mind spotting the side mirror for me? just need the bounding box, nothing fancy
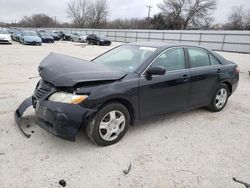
[146,66,166,76]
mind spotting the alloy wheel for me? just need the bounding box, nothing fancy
[215,88,228,109]
[99,110,126,141]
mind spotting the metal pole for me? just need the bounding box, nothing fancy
[199,33,202,45]
[104,11,108,29]
[146,5,152,19]
[221,34,226,51]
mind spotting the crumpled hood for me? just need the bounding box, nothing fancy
[38,53,126,87]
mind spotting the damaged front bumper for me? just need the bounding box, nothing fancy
[14,97,96,141]
[14,97,33,138]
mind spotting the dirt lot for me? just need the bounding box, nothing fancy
[0,41,249,188]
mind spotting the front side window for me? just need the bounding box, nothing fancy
[188,48,210,68]
[152,48,186,72]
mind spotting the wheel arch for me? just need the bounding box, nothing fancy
[98,98,136,126]
[222,81,232,95]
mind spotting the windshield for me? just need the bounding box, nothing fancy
[93,45,157,72]
[41,33,51,37]
[77,33,86,36]
[0,29,8,34]
[23,31,37,36]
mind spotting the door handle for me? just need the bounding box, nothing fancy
[182,74,189,82]
[217,69,222,74]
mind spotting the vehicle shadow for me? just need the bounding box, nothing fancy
[17,108,209,150]
[0,43,12,45]
[130,108,208,129]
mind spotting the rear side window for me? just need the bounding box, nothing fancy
[188,48,210,68]
[209,53,221,65]
[152,48,186,71]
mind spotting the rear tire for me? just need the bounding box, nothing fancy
[207,84,229,112]
[86,103,130,146]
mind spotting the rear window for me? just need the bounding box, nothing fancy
[188,48,210,68]
[209,53,221,65]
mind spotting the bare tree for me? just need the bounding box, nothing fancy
[87,0,108,28]
[227,6,244,30]
[223,6,247,30]
[67,0,88,27]
[150,13,174,29]
[19,14,56,27]
[245,10,250,30]
[158,0,217,29]
[107,18,150,29]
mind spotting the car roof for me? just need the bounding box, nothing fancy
[128,42,171,48]
[127,41,210,50]
[127,42,229,71]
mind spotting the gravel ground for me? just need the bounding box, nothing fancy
[0,41,249,188]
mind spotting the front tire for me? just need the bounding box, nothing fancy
[207,84,229,112]
[86,103,130,146]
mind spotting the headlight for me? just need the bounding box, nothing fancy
[48,92,88,104]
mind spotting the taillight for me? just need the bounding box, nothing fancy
[235,66,240,73]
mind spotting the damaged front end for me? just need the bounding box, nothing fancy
[14,79,97,141]
[14,53,126,141]
[14,97,33,138]
[14,79,56,138]
[14,79,54,138]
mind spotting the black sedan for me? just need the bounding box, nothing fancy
[36,32,54,43]
[86,34,111,46]
[59,31,71,41]
[49,32,60,41]
[15,42,239,146]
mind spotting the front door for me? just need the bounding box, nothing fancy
[139,47,190,119]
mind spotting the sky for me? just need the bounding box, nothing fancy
[0,0,250,24]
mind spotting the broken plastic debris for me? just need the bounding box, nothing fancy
[123,163,132,175]
[59,179,66,187]
[233,177,250,188]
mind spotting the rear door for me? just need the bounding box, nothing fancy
[186,47,224,107]
[139,47,191,119]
